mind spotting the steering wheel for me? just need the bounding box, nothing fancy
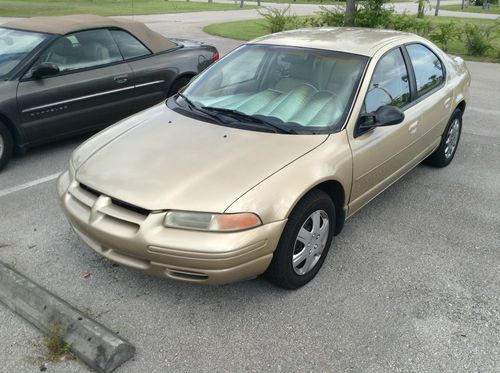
[368,84,394,103]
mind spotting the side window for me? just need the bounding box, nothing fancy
[364,48,410,113]
[406,44,445,97]
[38,29,123,72]
[110,30,151,59]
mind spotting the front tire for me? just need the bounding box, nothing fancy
[168,76,192,97]
[264,189,336,289]
[425,108,462,167]
[0,122,13,172]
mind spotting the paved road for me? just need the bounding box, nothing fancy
[0,9,499,373]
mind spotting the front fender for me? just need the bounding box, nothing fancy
[224,131,353,224]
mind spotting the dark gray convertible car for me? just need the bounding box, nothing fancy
[0,15,219,170]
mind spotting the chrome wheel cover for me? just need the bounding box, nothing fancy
[444,118,460,159]
[292,210,329,276]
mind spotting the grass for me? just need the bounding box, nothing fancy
[440,4,500,14]
[43,324,73,362]
[205,19,270,40]
[0,0,255,17]
[203,15,500,62]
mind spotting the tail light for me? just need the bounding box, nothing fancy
[213,51,219,62]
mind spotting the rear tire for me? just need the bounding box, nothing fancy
[0,122,13,172]
[264,189,336,289]
[424,108,462,168]
[168,76,192,97]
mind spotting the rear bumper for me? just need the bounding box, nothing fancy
[58,171,286,285]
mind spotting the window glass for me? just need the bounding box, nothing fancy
[38,29,122,72]
[111,30,150,59]
[219,47,266,86]
[364,48,410,113]
[183,45,368,132]
[0,28,48,78]
[407,44,444,97]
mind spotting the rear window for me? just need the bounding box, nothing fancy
[111,30,151,59]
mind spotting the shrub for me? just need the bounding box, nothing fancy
[356,0,393,28]
[413,19,433,37]
[472,0,499,6]
[463,24,495,55]
[315,5,345,26]
[386,13,419,32]
[384,14,433,36]
[430,22,459,51]
[258,6,291,33]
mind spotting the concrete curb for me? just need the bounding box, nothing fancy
[0,261,135,372]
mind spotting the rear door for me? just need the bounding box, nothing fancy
[404,43,451,153]
[17,28,136,144]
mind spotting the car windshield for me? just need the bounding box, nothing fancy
[181,44,368,133]
[0,27,48,79]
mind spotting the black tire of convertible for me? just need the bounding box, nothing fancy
[168,77,192,97]
[264,189,336,289]
[424,108,463,168]
[0,121,13,172]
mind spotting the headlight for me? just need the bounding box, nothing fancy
[164,211,262,232]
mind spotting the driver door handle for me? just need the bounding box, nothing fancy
[408,121,419,134]
[114,75,128,84]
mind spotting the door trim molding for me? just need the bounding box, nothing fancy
[22,85,135,113]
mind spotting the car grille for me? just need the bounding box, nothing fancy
[66,182,150,234]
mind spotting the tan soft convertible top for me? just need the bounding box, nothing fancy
[2,14,176,53]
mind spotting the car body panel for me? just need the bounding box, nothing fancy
[17,62,136,143]
[225,131,352,223]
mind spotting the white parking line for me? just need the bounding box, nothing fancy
[0,172,61,198]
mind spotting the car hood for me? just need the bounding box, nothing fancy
[76,104,327,212]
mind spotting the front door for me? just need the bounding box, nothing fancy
[17,28,136,144]
[348,47,421,214]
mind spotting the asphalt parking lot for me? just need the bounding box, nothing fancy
[0,25,499,372]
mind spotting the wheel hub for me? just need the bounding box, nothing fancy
[444,118,460,159]
[292,210,330,276]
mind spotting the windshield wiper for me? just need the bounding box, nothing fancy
[176,93,225,124]
[201,106,296,134]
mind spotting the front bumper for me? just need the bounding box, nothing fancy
[57,171,286,285]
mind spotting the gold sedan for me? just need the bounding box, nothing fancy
[58,28,470,288]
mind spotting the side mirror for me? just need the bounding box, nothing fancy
[358,105,405,132]
[31,62,59,79]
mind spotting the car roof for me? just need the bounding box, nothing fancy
[2,14,176,53]
[251,27,418,57]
